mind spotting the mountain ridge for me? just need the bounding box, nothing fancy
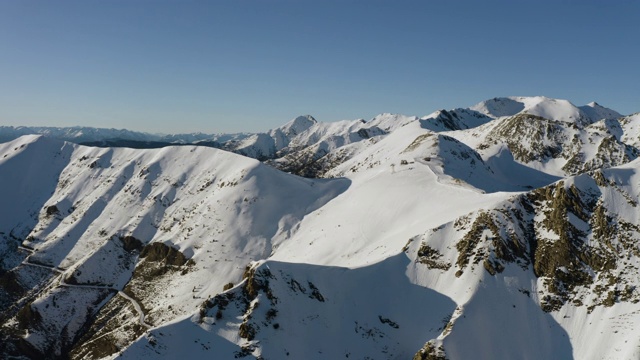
[1,96,640,359]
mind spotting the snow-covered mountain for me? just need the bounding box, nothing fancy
[469,96,622,126]
[0,125,251,149]
[1,96,640,360]
[0,126,157,144]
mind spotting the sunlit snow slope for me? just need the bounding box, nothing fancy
[1,96,640,360]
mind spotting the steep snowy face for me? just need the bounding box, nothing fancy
[620,113,640,148]
[579,101,623,122]
[143,257,457,360]
[366,113,418,132]
[266,119,388,177]
[420,108,493,132]
[404,163,640,360]
[0,135,348,359]
[469,97,527,118]
[226,115,321,160]
[279,115,318,136]
[259,114,418,177]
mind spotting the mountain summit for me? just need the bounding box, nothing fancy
[470,96,621,125]
[281,115,318,135]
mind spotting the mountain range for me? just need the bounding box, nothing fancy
[1,96,640,359]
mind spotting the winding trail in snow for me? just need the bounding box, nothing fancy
[116,291,150,328]
[19,246,64,273]
[17,244,152,329]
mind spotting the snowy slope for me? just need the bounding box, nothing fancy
[419,108,493,132]
[621,113,640,148]
[0,135,348,358]
[579,101,623,123]
[115,121,640,360]
[114,99,640,359]
[215,114,386,164]
[262,114,414,177]
[404,162,640,360]
[120,256,457,360]
[2,96,640,360]
[446,112,638,177]
[469,96,622,125]
[110,120,519,359]
[228,115,318,160]
[270,111,496,178]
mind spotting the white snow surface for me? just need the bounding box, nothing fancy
[470,96,621,125]
[1,96,640,360]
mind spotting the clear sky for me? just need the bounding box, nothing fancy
[0,0,638,134]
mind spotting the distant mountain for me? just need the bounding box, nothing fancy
[1,96,640,360]
[1,97,627,179]
[0,125,157,144]
[0,125,250,149]
[469,96,622,125]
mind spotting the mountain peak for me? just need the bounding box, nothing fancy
[469,97,526,118]
[469,96,623,125]
[578,101,622,121]
[280,115,317,135]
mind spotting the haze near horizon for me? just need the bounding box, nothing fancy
[0,0,638,134]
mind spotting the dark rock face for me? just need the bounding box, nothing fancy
[45,205,59,216]
[479,114,639,176]
[119,235,144,252]
[431,172,640,313]
[140,242,189,267]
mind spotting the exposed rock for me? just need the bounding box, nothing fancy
[140,242,190,267]
[413,341,447,360]
[119,235,144,252]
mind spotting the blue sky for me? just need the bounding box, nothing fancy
[0,1,638,134]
